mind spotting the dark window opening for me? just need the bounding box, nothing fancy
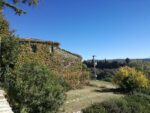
[31,45,37,52]
[50,46,54,53]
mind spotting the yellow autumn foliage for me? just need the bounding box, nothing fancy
[113,66,149,90]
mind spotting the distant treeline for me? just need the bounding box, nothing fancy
[83,59,126,69]
[141,58,150,62]
[83,58,150,69]
[83,59,150,81]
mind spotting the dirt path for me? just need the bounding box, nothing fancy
[60,80,123,113]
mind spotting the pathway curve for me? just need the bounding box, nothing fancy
[59,80,123,113]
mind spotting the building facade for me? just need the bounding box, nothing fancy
[16,38,82,75]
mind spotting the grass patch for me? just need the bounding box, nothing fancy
[59,80,123,113]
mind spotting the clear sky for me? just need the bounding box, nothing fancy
[3,0,150,60]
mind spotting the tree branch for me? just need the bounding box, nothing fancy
[2,1,26,15]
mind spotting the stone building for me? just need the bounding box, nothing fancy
[16,38,82,74]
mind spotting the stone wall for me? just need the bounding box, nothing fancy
[15,39,82,74]
[0,90,13,113]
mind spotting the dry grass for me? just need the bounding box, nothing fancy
[59,80,123,113]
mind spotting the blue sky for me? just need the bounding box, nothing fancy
[3,0,150,60]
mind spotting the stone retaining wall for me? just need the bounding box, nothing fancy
[0,90,13,113]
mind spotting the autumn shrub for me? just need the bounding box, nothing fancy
[129,61,150,79]
[113,66,149,91]
[58,77,72,91]
[62,71,89,87]
[7,63,66,113]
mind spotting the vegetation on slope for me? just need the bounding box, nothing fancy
[7,63,66,113]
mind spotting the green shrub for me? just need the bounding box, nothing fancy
[131,87,150,95]
[101,99,129,113]
[7,63,66,113]
[58,77,72,91]
[130,88,150,103]
[0,36,20,88]
[82,95,150,113]
[97,69,116,82]
[82,104,107,113]
[124,95,150,113]
[82,98,129,113]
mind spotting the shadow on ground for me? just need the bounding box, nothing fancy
[93,88,124,94]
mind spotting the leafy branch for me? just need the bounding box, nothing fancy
[0,0,42,15]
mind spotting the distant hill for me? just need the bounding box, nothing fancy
[121,58,150,62]
[129,58,150,62]
[143,58,150,61]
[111,58,150,62]
[140,58,150,61]
[85,58,150,62]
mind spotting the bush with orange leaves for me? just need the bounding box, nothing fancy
[113,66,149,91]
[62,71,90,87]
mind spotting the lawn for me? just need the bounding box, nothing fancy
[59,80,123,113]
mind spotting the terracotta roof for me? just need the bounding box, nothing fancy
[20,38,60,46]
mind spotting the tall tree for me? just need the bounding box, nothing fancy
[0,10,20,88]
[125,58,130,65]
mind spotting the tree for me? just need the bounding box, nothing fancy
[0,0,42,15]
[0,11,20,88]
[0,36,20,87]
[125,58,130,65]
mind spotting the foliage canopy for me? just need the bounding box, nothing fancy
[0,11,20,88]
[0,0,42,15]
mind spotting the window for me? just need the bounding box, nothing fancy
[50,45,54,53]
[31,45,37,52]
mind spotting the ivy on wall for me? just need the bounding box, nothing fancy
[15,42,89,86]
